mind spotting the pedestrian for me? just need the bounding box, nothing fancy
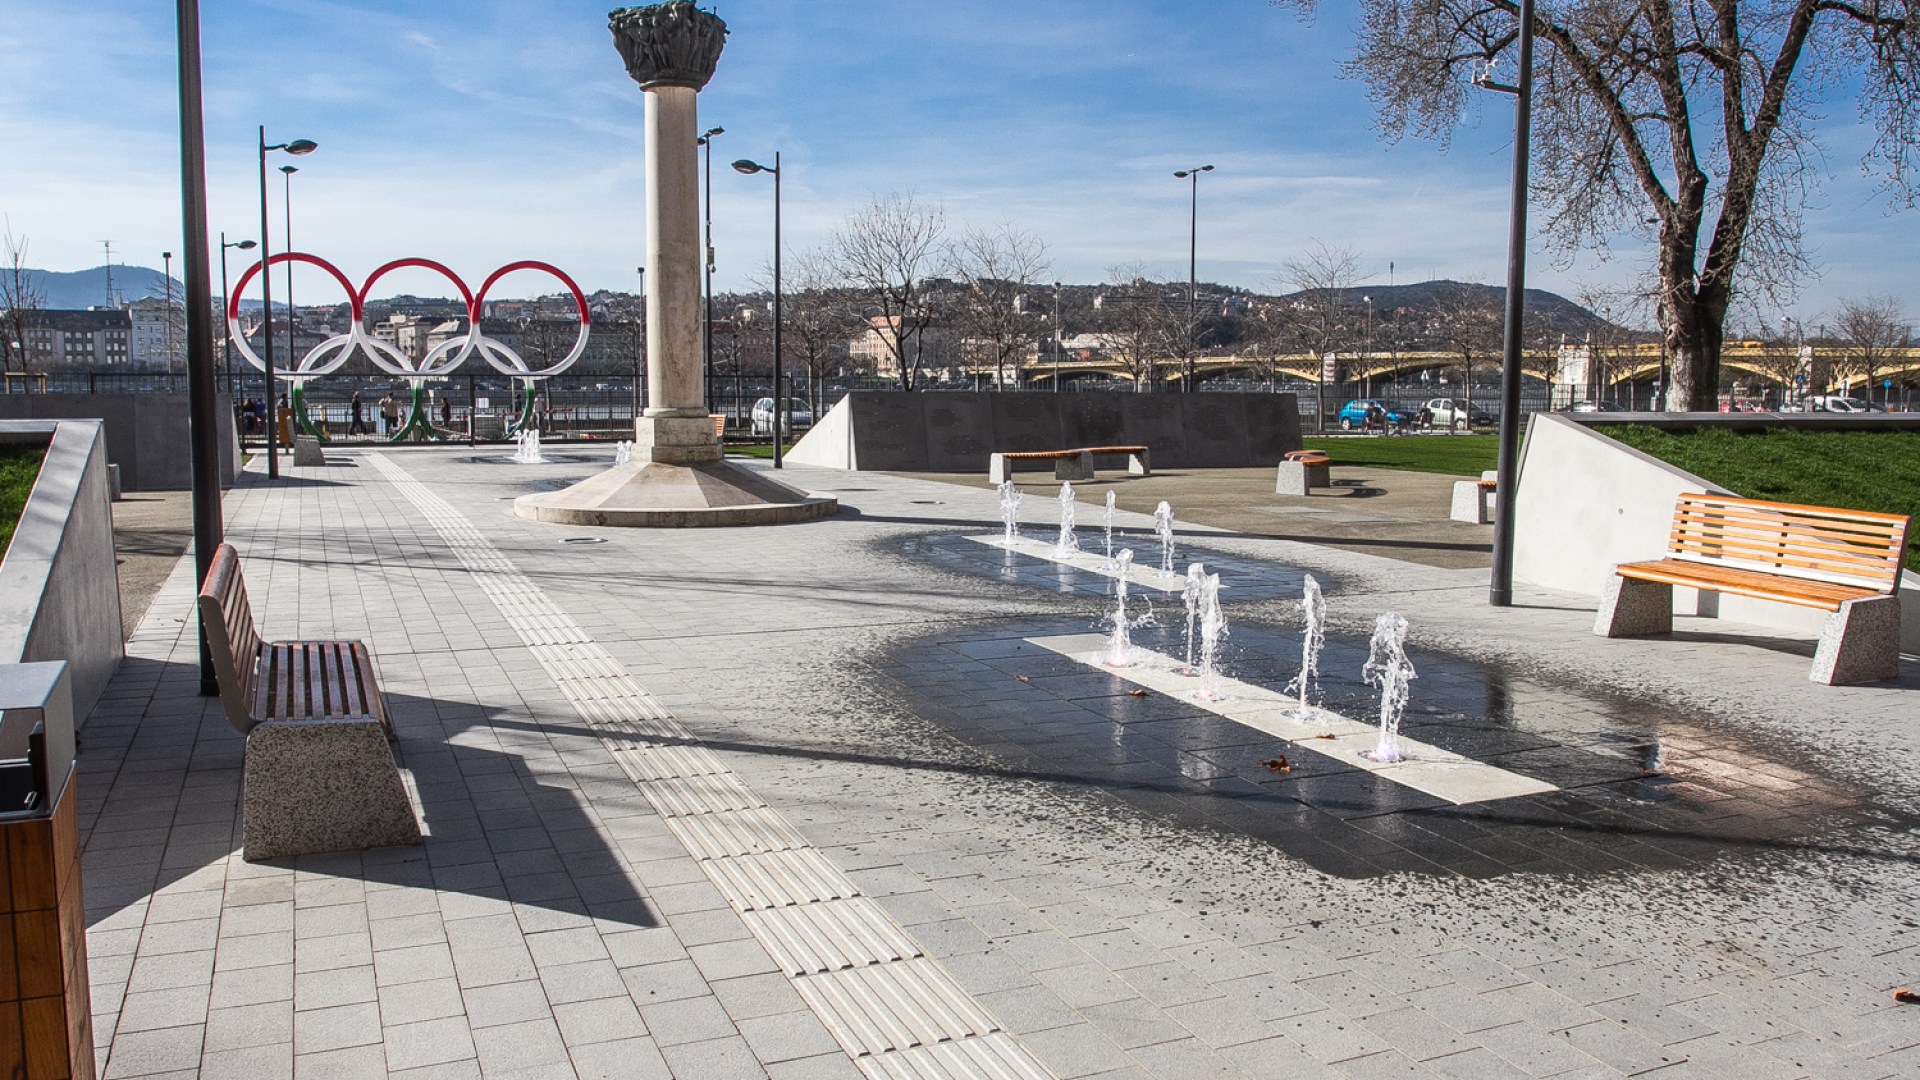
[439,395,452,427]
[349,390,366,435]
[379,392,398,434]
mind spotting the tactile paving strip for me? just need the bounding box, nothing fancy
[370,455,1052,1078]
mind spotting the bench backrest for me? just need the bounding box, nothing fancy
[197,543,262,732]
[1667,494,1911,594]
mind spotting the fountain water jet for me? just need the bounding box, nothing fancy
[1192,573,1227,701]
[997,480,1023,547]
[1283,575,1326,715]
[614,440,633,465]
[1178,562,1207,675]
[1360,612,1416,763]
[1055,482,1079,557]
[513,429,545,463]
[1153,501,1175,572]
[1104,548,1140,667]
[1102,490,1118,568]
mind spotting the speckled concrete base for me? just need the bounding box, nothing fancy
[511,459,838,527]
[242,718,422,862]
[1812,594,1902,685]
[1594,573,1673,637]
[1275,459,1329,496]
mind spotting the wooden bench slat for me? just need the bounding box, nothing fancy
[1680,494,1911,526]
[1667,531,1903,582]
[1617,558,1875,611]
[1669,529,1903,567]
[1674,509,1910,547]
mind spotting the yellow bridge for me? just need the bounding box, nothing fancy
[1005,343,1920,390]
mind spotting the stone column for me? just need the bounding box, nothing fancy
[611,3,727,464]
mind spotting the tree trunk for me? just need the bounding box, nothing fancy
[1662,291,1726,412]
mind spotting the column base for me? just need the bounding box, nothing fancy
[634,414,722,465]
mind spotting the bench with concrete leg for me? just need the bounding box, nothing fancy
[1594,493,1911,685]
[988,445,1148,484]
[197,543,422,860]
[1275,450,1332,495]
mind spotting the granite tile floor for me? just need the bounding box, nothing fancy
[77,445,1920,1079]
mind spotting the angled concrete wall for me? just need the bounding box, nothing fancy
[0,392,239,491]
[1514,412,1920,652]
[787,391,1303,472]
[0,420,125,723]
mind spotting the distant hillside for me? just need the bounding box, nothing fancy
[26,265,178,310]
[1288,280,1609,336]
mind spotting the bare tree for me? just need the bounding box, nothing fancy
[828,193,946,390]
[1092,264,1184,391]
[1276,241,1362,425]
[1430,282,1504,422]
[781,249,862,418]
[947,225,1051,390]
[1,226,43,378]
[1327,0,1920,411]
[1830,295,1909,402]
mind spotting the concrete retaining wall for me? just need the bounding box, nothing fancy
[787,390,1303,472]
[1514,412,1920,652]
[0,420,126,723]
[0,393,239,491]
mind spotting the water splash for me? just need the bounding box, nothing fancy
[512,429,545,463]
[1193,573,1228,701]
[1360,612,1417,763]
[1105,548,1140,667]
[1055,482,1080,557]
[1102,490,1118,568]
[614,440,633,465]
[997,480,1023,547]
[1153,501,1175,573]
[1283,575,1326,715]
[1178,562,1207,675]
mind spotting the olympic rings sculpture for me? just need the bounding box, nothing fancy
[226,254,593,382]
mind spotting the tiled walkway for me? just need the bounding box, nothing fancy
[78,446,1920,1078]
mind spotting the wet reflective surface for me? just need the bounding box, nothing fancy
[882,542,1908,879]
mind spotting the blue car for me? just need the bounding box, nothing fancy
[1336,399,1410,431]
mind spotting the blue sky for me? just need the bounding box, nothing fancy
[2,0,1914,329]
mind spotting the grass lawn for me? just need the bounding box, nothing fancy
[727,442,792,460]
[0,442,48,559]
[1602,425,1920,571]
[1301,433,1499,476]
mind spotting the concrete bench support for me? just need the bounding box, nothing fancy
[243,718,423,861]
[1276,459,1330,495]
[293,435,325,467]
[1451,480,1496,523]
[990,451,1093,485]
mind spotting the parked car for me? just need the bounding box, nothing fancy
[1421,397,1491,429]
[1562,400,1628,413]
[1806,395,1885,413]
[750,396,814,435]
[1335,399,1411,431]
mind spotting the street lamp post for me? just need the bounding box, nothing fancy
[732,154,781,467]
[257,127,316,479]
[163,251,176,372]
[698,127,723,415]
[1052,281,1062,392]
[280,164,298,392]
[1363,294,1374,397]
[1473,0,1534,607]
[218,234,256,395]
[1173,164,1213,393]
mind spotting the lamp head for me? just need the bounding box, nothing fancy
[285,138,317,155]
[280,164,298,176]
[234,240,257,251]
[731,159,770,175]
[700,126,725,142]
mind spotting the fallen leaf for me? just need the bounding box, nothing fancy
[1013,675,1031,682]
[1260,756,1293,773]
[1313,732,1337,740]
[1127,689,1149,698]
[1897,987,1920,1004]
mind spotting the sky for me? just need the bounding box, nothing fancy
[2,0,1915,331]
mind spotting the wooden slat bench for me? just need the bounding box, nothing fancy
[1594,493,1912,684]
[1276,449,1333,495]
[197,543,422,860]
[989,445,1150,484]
